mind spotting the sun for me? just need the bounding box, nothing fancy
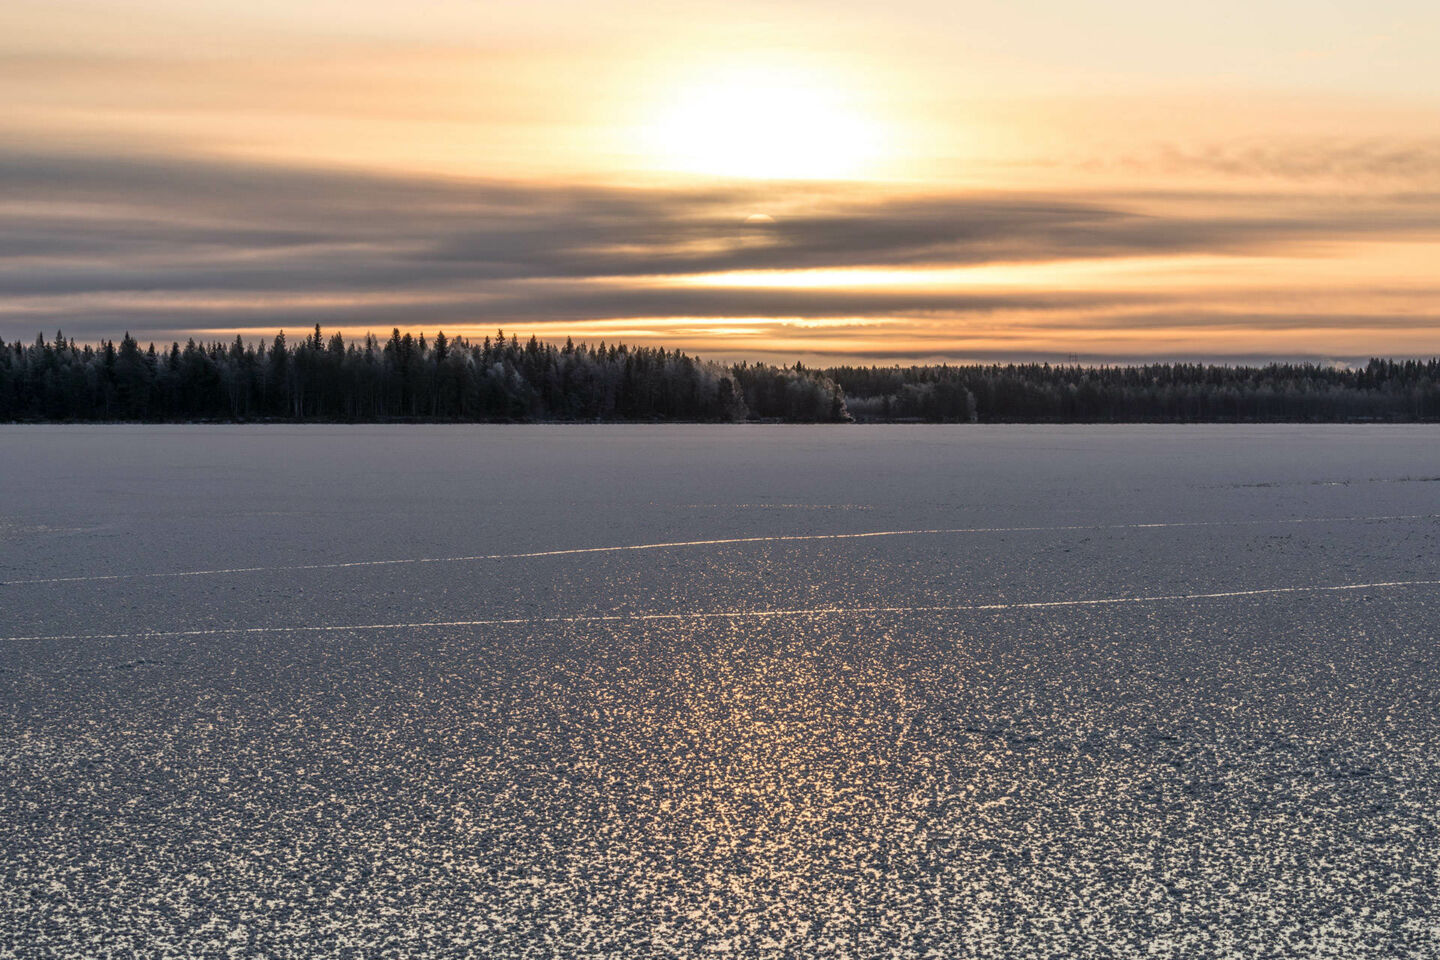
[641,64,883,180]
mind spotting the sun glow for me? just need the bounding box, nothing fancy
[640,65,883,180]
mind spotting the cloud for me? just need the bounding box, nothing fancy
[1113,139,1440,185]
[1,146,1438,354]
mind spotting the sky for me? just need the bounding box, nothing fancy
[3,0,1438,363]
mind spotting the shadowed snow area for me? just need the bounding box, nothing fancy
[1,424,1438,958]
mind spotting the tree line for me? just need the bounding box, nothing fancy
[3,328,1437,423]
[0,328,846,422]
[829,361,1440,422]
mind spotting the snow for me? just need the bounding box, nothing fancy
[1,423,1438,957]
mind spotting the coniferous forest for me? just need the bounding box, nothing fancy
[3,327,1439,423]
[0,327,839,422]
[830,360,1440,423]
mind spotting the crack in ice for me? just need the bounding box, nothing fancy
[6,576,1438,643]
[4,513,1436,586]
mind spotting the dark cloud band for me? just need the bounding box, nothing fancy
[1,146,1437,349]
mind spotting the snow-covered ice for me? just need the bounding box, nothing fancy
[1,424,1438,958]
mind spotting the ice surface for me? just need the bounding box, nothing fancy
[1,424,1438,957]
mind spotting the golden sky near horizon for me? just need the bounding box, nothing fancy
[2,0,1438,361]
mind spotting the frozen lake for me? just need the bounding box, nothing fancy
[2,424,1438,958]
